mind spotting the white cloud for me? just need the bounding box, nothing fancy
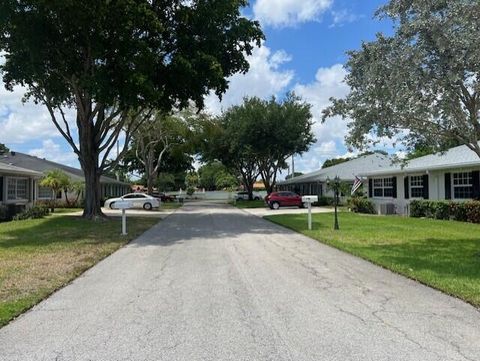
[329,9,363,28]
[253,0,333,28]
[290,64,407,174]
[294,63,350,153]
[205,43,294,114]
[0,84,62,144]
[28,139,78,167]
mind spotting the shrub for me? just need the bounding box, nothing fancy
[0,205,8,222]
[410,200,426,218]
[465,201,480,223]
[432,201,450,220]
[186,187,195,196]
[13,206,50,221]
[449,202,467,222]
[410,199,480,223]
[348,197,376,214]
[317,196,334,206]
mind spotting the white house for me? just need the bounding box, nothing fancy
[277,153,392,197]
[362,144,480,215]
[0,151,130,204]
[0,162,42,216]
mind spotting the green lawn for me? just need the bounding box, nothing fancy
[50,208,83,214]
[0,215,158,327]
[233,200,267,208]
[265,212,480,307]
[160,202,183,210]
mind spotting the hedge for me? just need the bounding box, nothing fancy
[12,206,50,221]
[410,200,480,223]
[347,197,376,214]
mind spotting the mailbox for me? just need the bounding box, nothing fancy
[111,201,133,235]
[112,201,133,209]
[302,195,318,203]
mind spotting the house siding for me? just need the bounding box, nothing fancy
[368,168,480,215]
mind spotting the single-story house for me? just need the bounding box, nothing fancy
[0,162,42,216]
[277,153,392,197]
[362,144,480,215]
[0,151,131,204]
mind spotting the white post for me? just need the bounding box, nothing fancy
[308,202,312,230]
[122,208,127,235]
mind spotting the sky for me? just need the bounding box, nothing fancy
[0,0,395,178]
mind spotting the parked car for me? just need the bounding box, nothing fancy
[265,191,304,210]
[104,193,160,211]
[235,191,262,201]
[152,192,176,203]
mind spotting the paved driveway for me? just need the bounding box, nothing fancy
[1,203,479,361]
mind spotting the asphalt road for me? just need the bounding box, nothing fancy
[1,202,479,361]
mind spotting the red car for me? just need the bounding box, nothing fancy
[265,191,304,210]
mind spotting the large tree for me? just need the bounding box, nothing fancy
[255,95,314,194]
[224,95,314,194]
[132,110,191,195]
[0,0,263,219]
[198,116,260,200]
[323,0,480,155]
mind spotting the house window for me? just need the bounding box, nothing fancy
[453,172,473,199]
[7,177,28,201]
[410,176,424,198]
[373,178,393,198]
[38,186,53,199]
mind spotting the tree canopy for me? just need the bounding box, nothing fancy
[0,144,9,155]
[323,0,480,156]
[0,0,263,218]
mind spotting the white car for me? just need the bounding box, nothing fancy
[104,193,160,211]
[234,191,262,201]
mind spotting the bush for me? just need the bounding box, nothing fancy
[0,205,8,222]
[449,202,467,222]
[186,187,195,196]
[13,206,50,221]
[317,196,334,206]
[348,197,376,214]
[410,199,480,223]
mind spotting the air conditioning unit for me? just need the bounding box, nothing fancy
[379,203,396,215]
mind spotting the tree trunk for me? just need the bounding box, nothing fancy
[334,190,339,230]
[82,163,104,219]
[147,174,155,195]
[79,120,105,220]
[245,181,254,200]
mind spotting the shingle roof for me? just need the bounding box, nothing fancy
[278,153,392,185]
[0,152,129,185]
[0,162,43,177]
[362,144,480,177]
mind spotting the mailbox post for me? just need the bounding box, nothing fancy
[301,195,318,230]
[112,201,133,235]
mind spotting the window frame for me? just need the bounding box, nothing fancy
[38,186,54,200]
[409,175,424,199]
[452,171,473,199]
[6,177,29,202]
[372,177,394,198]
